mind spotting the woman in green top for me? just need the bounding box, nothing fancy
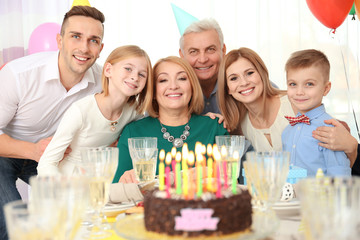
[113,56,228,183]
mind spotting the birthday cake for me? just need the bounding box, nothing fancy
[144,186,252,237]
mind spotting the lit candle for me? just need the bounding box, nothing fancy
[207,157,213,192]
[182,144,189,198]
[171,147,177,188]
[212,145,220,193]
[175,151,182,195]
[213,148,222,198]
[221,146,228,189]
[196,154,203,197]
[159,149,165,191]
[232,151,239,194]
[165,152,172,198]
[188,151,195,199]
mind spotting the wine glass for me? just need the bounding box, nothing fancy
[215,135,245,183]
[244,151,290,212]
[4,200,62,240]
[80,147,119,239]
[128,137,158,183]
[298,176,360,240]
[28,175,89,240]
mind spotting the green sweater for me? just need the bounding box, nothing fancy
[113,114,228,183]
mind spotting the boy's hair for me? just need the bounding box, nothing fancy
[102,45,152,113]
[179,18,224,53]
[285,49,330,81]
[144,56,204,117]
[61,6,105,37]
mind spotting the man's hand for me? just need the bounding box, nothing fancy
[119,169,139,184]
[32,137,53,162]
[204,112,229,131]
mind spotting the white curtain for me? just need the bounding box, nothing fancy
[1,0,359,140]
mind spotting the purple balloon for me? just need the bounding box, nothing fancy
[28,22,61,55]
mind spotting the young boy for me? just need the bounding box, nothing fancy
[282,49,351,177]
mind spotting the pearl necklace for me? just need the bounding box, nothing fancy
[161,123,190,148]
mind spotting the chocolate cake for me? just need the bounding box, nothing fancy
[144,186,252,237]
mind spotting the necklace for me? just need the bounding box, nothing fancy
[110,121,118,132]
[161,123,190,148]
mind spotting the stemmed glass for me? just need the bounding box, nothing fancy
[29,175,89,240]
[4,200,61,240]
[128,137,158,183]
[80,147,119,239]
[215,135,245,183]
[298,176,360,240]
[244,151,290,212]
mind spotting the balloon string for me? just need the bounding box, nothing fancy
[337,36,360,139]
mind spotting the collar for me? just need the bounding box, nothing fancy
[296,104,325,120]
[44,51,61,82]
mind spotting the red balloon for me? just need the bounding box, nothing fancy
[306,0,354,29]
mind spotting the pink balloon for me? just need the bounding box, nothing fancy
[28,22,61,55]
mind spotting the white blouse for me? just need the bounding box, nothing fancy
[241,95,295,151]
[37,94,141,176]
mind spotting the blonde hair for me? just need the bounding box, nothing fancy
[217,47,285,133]
[101,45,152,113]
[285,49,330,82]
[144,56,204,117]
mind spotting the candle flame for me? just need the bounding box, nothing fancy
[165,152,172,165]
[196,153,203,163]
[176,151,181,163]
[233,150,239,160]
[207,144,212,156]
[159,149,165,161]
[171,147,176,158]
[188,151,195,166]
[202,144,206,155]
[221,146,227,158]
[195,142,202,155]
[213,148,221,162]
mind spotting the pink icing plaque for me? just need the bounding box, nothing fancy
[174,208,219,231]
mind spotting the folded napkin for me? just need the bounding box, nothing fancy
[109,183,144,203]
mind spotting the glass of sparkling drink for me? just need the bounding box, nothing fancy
[215,135,246,183]
[128,137,158,183]
[80,147,119,239]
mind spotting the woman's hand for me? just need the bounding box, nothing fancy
[204,112,230,131]
[119,169,139,184]
[312,119,358,166]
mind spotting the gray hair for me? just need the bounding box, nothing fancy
[179,18,224,53]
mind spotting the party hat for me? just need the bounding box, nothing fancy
[171,3,198,36]
[71,0,91,8]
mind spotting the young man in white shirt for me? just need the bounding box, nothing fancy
[0,6,105,240]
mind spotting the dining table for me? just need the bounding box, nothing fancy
[78,210,304,240]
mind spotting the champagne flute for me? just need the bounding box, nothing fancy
[128,137,158,183]
[80,147,119,239]
[245,151,290,212]
[215,135,245,184]
[29,175,89,240]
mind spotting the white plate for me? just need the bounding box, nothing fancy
[273,199,300,208]
[272,199,301,219]
[103,202,135,217]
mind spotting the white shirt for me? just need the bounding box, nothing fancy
[37,94,141,176]
[241,95,295,151]
[0,51,102,143]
